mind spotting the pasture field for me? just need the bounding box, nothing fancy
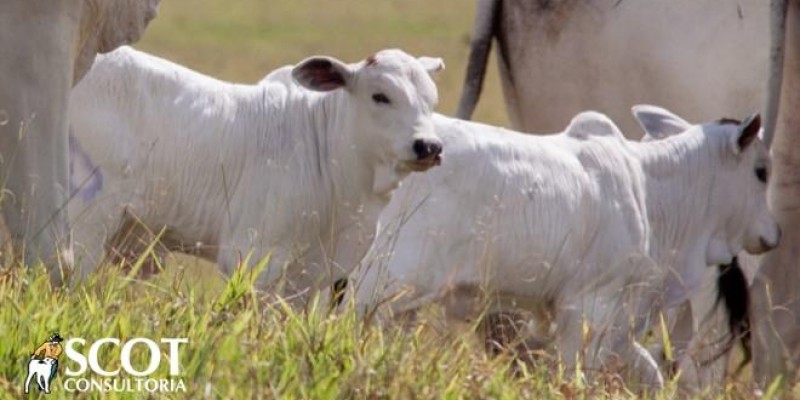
[135,0,509,127]
[1,0,795,398]
[0,263,683,399]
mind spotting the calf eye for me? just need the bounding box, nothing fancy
[755,166,768,183]
[372,93,391,105]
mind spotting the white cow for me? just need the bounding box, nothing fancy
[349,107,778,385]
[24,358,55,394]
[456,0,798,389]
[66,46,444,298]
[0,0,160,283]
[457,0,770,137]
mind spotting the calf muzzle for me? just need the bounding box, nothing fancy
[747,226,781,254]
[407,138,442,171]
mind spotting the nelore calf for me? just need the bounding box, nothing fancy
[635,108,767,389]
[349,107,779,385]
[66,46,444,298]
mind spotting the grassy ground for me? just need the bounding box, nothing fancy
[2,1,795,398]
[0,264,687,400]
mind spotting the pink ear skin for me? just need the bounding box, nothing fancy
[737,114,761,151]
[292,58,350,92]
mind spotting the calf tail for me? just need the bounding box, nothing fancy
[456,0,500,120]
[709,257,752,370]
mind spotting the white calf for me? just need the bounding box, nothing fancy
[634,106,764,387]
[24,358,54,394]
[351,108,778,384]
[67,46,444,297]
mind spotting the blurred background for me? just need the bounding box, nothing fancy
[135,0,508,126]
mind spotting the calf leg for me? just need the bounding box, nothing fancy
[672,264,739,393]
[556,293,664,389]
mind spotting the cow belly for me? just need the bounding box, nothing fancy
[499,0,768,136]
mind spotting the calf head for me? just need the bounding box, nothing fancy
[292,49,444,178]
[721,115,781,256]
[633,106,780,264]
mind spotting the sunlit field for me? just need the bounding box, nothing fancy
[2,1,797,399]
[0,264,675,400]
[135,0,508,126]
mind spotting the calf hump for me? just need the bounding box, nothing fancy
[564,111,625,140]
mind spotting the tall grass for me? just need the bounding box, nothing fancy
[0,261,698,399]
[2,1,792,398]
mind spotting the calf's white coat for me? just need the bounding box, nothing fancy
[67,46,444,295]
[351,109,777,381]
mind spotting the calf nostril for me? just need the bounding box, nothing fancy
[413,139,427,158]
[429,141,442,156]
[413,139,442,160]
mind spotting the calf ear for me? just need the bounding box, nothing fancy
[292,56,352,92]
[631,104,691,141]
[733,113,761,153]
[418,57,445,77]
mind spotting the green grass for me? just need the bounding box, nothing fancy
[1,263,692,399]
[2,1,796,398]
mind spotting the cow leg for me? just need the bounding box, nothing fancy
[0,0,82,284]
[24,369,33,393]
[0,125,73,278]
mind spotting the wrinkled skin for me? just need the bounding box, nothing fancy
[0,0,159,283]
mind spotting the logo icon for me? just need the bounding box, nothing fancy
[25,332,64,394]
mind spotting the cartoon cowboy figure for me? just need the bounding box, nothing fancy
[31,333,64,386]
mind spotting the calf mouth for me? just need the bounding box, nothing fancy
[744,236,779,255]
[404,153,442,172]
